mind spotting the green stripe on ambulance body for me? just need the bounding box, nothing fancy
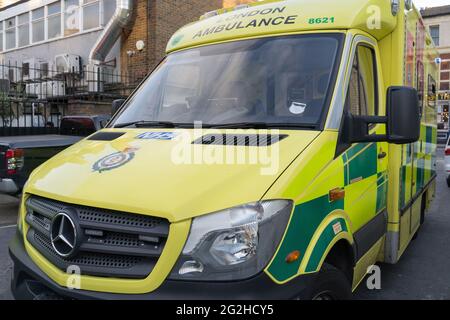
[305,218,348,272]
[267,142,387,282]
[398,124,436,210]
[267,195,344,282]
[345,143,378,185]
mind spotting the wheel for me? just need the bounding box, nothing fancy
[447,177,450,188]
[295,264,352,300]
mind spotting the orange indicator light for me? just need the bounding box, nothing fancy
[286,250,301,264]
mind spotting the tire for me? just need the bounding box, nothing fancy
[447,177,450,188]
[295,264,352,300]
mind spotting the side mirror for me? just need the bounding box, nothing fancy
[112,99,125,116]
[341,86,420,145]
[386,86,420,144]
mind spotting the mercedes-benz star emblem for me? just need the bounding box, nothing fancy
[51,212,78,258]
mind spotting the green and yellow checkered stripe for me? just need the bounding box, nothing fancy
[267,142,387,282]
[399,125,436,210]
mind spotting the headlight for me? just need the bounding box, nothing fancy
[170,200,293,281]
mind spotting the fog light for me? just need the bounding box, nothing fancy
[179,260,204,275]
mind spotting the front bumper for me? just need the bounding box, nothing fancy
[9,231,314,300]
[0,178,19,194]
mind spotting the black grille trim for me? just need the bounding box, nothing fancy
[27,196,169,236]
[29,230,155,279]
[25,196,169,279]
[192,134,288,147]
[87,132,126,141]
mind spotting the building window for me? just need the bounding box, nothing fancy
[442,61,450,71]
[64,0,80,36]
[442,71,450,81]
[103,0,116,25]
[0,21,4,52]
[18,13,29,47]
[32,7,45,43]
[47,2,62,39]
[83,0,100,30]
[430,25,439,46]
[0,0,111,51]
[5,17,16,50]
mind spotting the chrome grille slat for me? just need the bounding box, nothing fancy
[25,195,169,279]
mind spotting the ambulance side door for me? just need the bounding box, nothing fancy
[338,37,388,263]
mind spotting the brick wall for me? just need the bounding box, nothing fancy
[120,0,150,84]
[121,0,223,80]
[67,100,113,116]
[148,0,223,69]
[223,0,255,8]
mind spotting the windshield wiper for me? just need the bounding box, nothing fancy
[114,120,178,128]
[207,122,317,129]
[115,121,317,130]
[207,122,269,129]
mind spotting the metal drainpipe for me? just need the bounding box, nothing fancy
[88,0,134,92]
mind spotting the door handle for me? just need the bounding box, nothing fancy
[378,151,387,159]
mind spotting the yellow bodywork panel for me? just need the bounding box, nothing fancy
[167,0,397,53]
[26,129,319,223]
[22,128,320,293]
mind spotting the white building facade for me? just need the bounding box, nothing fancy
[422,5,450,130]
[0,0,120,79]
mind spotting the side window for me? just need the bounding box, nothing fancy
[345,45,378,116]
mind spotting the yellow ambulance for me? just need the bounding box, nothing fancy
[10,0,439,300]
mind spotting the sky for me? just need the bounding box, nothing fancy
[414,0,450,8]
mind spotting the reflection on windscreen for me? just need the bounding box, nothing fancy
[113,34,343,129]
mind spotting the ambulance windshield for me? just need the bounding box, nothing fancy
[112,33,343,130]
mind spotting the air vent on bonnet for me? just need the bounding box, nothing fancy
[192,134,288,147]
[88,132,126,141]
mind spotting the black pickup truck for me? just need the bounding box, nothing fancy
[0,115,109,195]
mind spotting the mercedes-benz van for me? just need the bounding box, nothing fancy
[10,0,438,300]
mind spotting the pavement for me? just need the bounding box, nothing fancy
[0,194,19,300]
[354,151,450,300]
[0,153,448,300]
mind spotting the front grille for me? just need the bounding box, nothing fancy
[25,196,170,279]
